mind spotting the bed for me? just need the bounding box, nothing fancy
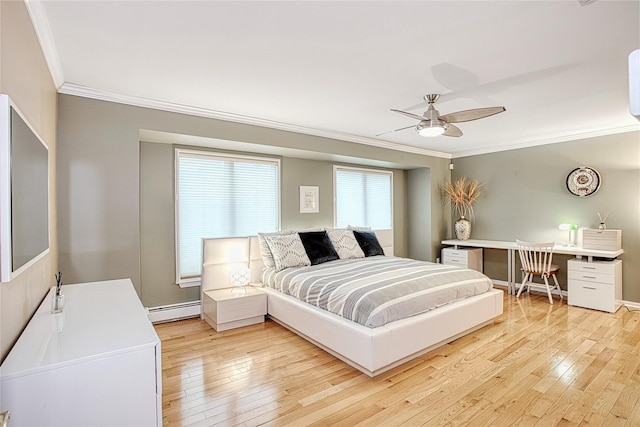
[201,229,503,377]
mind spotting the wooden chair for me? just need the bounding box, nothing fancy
[516,240,562,304]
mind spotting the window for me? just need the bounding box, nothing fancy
[334,166,392,229]
[175,149,280,285]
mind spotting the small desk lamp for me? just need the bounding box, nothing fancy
[559,223,578,246]
[229,265,250,292]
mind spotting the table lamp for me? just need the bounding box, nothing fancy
[229,265,250,292]
[559,223,578,246]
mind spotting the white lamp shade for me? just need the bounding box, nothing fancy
[417,120,446,137]
[558,223,578,231]
[559,223,578,246]
[229,265,250,287]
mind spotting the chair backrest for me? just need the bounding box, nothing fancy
[516,240,555,276]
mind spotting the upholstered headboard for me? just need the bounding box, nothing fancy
[201,229,394,299]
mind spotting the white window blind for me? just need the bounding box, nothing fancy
[176,150,279,283]
[334,166,392,229]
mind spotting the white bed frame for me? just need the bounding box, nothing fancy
[201,230,504,377]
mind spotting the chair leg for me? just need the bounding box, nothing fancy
[516,273,529,298]
[543,276,554,304]
[552,274,562,300]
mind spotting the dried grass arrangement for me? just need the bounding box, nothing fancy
[443,177,483,219]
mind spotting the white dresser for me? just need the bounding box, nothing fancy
[441,247,483,272]
[0,279,161,426]
[568,259,622,313]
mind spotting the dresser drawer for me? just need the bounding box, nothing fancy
[568,279,617,313]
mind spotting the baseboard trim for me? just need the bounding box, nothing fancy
[492,280,569,297]
[147,301,201,323]
[622,300,640,310]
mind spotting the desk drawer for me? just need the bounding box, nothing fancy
[441,247,483,272]
[568,279,617,313]
[568,259,619,275]
[443,258,468,268]
[567,270,613,285]
[442,249,469,260]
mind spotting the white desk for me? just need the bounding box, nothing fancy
[442,239,624,295]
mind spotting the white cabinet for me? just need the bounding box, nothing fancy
[568,259,622,313]
[203,286,267,331]
[0,279,161,426]
[442,247,483,272]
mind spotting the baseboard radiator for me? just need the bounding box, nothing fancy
[147,300,201,324]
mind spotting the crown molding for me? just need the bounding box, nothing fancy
[26,1,637,162]
[452,124,640,158]
[58,83,452,159]
[25,0,65,89]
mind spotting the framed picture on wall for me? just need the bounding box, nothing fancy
[299,186,319,213]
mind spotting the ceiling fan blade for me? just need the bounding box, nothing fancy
[390,109,428,122]
[443,124,463,137]
[439,106,505,123]
[375,125,415,137]
[402,101,427,111]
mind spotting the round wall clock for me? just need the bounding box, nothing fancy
[566,166,601,197]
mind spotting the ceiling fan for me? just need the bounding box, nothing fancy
[384,94,505,137]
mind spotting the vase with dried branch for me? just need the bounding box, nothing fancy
[443,177,483,240]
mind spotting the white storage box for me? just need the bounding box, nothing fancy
[582,229,622,251]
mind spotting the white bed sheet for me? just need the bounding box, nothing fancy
[262,256,494,327]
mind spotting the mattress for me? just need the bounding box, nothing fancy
[262,256,493,328]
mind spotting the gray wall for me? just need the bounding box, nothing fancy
[58,96,639,308]
[452,131,640,302]
[0,0,58,360]
[139,142,409,306]
[407,165,456,262]
[58,94,450,307]
[408,168,432,261]
[139,142,199,306]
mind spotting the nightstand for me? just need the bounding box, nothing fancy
[202,287,267,331]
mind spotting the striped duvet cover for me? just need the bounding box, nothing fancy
[262,256,493,328]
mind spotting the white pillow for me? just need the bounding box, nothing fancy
[327,229,365,259]
[257,230,295,268]
[258,228,323,268]
[264,233,311,271]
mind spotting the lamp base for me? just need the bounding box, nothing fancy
[231,285,248,294]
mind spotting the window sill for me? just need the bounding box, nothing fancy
[177,279,201,288]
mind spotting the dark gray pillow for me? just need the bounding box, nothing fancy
[353,230,385,257]
[298,231,340,265]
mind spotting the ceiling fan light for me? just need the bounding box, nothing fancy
[417,120,446,137]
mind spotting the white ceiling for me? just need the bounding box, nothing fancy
[29,0,640,158]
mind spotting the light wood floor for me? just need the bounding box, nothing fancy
[156,291,640,426]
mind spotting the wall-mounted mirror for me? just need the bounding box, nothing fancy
[0,94,50,282]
